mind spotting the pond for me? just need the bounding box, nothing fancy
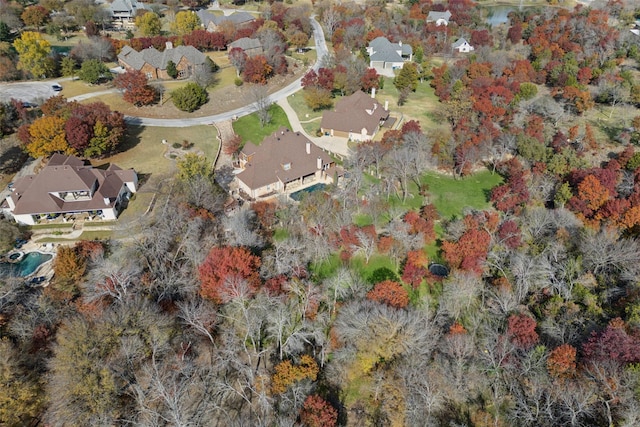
[485,6,515,27]
[0,252,53,278]
[429,263,450,278]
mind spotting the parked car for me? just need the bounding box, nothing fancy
[51,83,63,91]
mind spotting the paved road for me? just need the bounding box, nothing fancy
[0,80,67,105]
[124,15,328,128]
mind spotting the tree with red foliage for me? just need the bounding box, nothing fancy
[114,69,157,106]
[228,47,247,76]
[360,68,379,93]
[497,220,522,249]
[547,343,577,378]
[300,395,338,427]
[507,314,538,350]
[442,228,491,275]
[317,67,335,92]
[401,249,429,289]
[582,318,640,364]
[223,133,242,156]
[199,246,261,304]
[301,69,318,89]
[242,55,273,84]
[403,210,436,244]
[507,22,522,44]
[470,29,492,47]
[183,30,226,51]
[366,280,409,309]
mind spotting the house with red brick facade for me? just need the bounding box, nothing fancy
[117,42,206,80]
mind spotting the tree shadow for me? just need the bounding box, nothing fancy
[113,124,146,155]
[0,145,28,176]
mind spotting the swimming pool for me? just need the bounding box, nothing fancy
[0,252,53,278]
[290,183,327,201]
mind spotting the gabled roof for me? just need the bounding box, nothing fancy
[110,0,148,15]
[367,36,412,63]
[321,90,388,136]
[452,37,471,48]
[237,127,332,190]
[8,155,137,216]
[427,10,452,23]
[196,10,255,27]
[118,44,206,71]
[228,37,262,51]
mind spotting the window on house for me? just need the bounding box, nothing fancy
[146,72,152,79]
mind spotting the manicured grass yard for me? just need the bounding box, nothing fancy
[97,125,218,180]
[422,169,504,220]
[232,104,291,146]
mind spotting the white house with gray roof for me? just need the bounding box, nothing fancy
[117,42,206,80]
[366,37,413,70]
[426,10,452,26]
[452,38,474,53]
[196,10,255,32]
[109,0,149,26]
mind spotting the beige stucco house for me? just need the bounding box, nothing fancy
[236,127,334,199]
[320,90,389,142]
[3,154,137,225]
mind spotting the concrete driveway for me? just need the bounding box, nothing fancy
[0,80,64,105]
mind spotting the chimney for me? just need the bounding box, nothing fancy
[398,40,402,46]
[385,100,389,110]
[165,41,173,50]
[317,157,322,170]
[104,197,110,206]
[371,87,376,98]
[306,142,311,154]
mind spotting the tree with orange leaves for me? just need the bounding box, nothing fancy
[199,246,261,304]
[366,280,409,308]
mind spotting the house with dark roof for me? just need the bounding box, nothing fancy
[3,154,138,225]
[366,37,413,70]
[117,42,206,80]
[196,10,255,32]
[426,10,452,26]
[235,127,334,199]
[109,0,149,26]
[452,37,474,53]
[320,90,389,142]
[228,37,263,56]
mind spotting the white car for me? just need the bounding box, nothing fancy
[51,83,63,91]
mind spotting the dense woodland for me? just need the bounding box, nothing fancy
[2,0,640,426]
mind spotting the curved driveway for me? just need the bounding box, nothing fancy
[125,16,328,128]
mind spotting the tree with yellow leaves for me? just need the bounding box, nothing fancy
[24,116,72,158]
[13,31,54,78]
[171,11,200,36]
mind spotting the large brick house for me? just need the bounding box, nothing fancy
[2,154,137,225]
[117,42,207,80]
[236,127,334,199]
[320,90,389,142]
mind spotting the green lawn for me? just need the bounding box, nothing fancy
[232,104,291,146]
[376,77,444,130]
[421,169,504,220]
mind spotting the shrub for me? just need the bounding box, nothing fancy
[234,77,243,86]
[172,82,208,112]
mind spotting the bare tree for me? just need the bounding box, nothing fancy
[248,84,271,127]
[177,298,218,345]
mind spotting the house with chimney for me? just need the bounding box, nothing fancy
[117,42,206,80]
[2,154,138,225]
[228,37,263,57]
[235,127,335,199]
[366,36,413,70]
[320,90,389,142]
